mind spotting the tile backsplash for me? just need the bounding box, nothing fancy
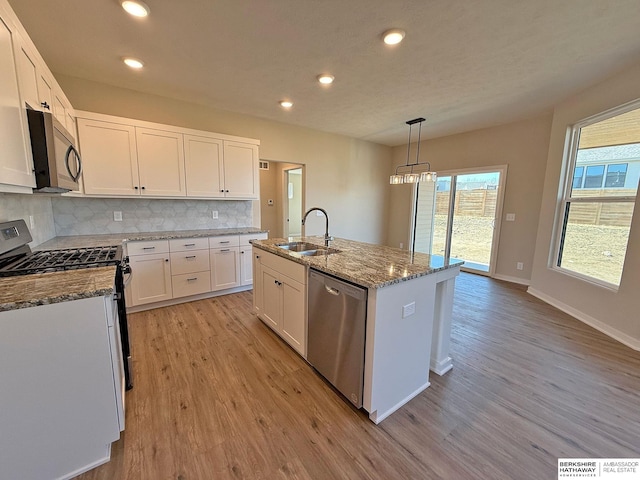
[51,197,253,236]
[0,193,56,246]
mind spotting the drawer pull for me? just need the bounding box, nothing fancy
[219,241,230,244]
[185,255,196,259]
[220,249,230,252]
[187,277,198,282]
[142,246,156,250]
[184,243,196,247]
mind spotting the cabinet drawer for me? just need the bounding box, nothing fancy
[169,237,209,252]
[240,232,268,246]
[171,271,211,298]
[127,240,169,256]
[209,235,240,248]
[170,250,210,275]
[257,249,306,284]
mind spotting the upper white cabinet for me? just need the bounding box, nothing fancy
[13,32,39,111]
[77,119,139,196]
[0,15,35,190]
[136,127,186,197]
[76,111,260,199]
[222,141,259,198]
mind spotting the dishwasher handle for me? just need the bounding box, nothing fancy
[325,285,340,296]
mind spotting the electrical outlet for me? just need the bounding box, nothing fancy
[516,262,524,270]
[212,211,218,219]
[402,302,416,318]
[399,242,404,249]
[113,211,123,222]
[29,215,35,230]
[506,213,516,221]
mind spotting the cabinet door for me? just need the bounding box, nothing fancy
[78,119,140,195]
[281,278,306,356]
[184,134,224,198]
[36,70,53,113]
[222,141,258,199]
[260,266,280,330]
[52,89,69,131]
[128,253,173,306]
[210,247,240,291]
[13,35,39,110]
[136,127,186,197]
[253,252,263,314]
[0,18,35,188]
[240,246,253,286]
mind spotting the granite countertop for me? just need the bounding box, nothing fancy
[36,227,268,250]
[0,266,116,312]
[251,237,464,289]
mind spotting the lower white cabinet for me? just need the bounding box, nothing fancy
[254,249,307,356]
[240,232,267,286]
[210,247,240,291]
[128,250,173,306]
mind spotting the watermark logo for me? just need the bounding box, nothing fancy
[558,459,640,479]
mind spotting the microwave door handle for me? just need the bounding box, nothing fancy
[65,145,82,182]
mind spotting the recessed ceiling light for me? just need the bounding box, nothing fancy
[382,28,405,45]
[121,0,150,17]
[317,74,335,85]
[123,57,144,69]
[279,100,293,109]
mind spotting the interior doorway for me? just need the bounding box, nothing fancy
[258,161,305,238]
[431,166,507,275]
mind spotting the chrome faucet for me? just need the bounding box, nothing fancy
[302,207,333,247]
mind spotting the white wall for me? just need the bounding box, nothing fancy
[530,63,640,347]
[0,193,55,246]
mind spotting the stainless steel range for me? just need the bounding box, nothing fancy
[0,219,133,390]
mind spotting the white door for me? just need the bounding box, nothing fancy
[36,70,53,112]
[252,252,263,314]
[184,134,224,198]
[260,266,281,329]
[13,35,40,110]
[136,127,186,197]
[210,248,240,291]
[129,253,173,306]
[0,18,35,188]
[78,119,140,195]
[281,278,305,355]
[223,141,258,198]
[239,247,253,286]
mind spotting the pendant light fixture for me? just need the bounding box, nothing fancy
[390,117,437,185]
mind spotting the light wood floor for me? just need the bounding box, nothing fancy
[76,273,640,480]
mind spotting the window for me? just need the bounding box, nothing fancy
[555,103,639,287]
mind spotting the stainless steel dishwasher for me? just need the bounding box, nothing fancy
[307,269,367,408]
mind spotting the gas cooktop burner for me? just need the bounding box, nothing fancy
[0,246,122,276]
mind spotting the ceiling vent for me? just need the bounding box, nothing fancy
[259,161,269,170]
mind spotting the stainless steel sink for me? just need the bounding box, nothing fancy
[276,242,340,256]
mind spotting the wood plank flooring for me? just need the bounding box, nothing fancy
[76,273,640,480]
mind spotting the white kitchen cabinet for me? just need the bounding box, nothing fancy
[136,127,186,197]
[13,32,39,110]
[184,134,223,197]
[0,15,35,191]
[223,141,259,199]
[0,296,121,479]
[170,238,211,298]
[128,250,173,306]
[254,250,306,356]
[78,119,140,196]
[253,251,264,315]
[210,247,241,291]
[240,232,268,286]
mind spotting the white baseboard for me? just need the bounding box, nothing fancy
[127,285,253,313]
[527,287,640,351]
[493,273,531,286]
[368,381,430,424]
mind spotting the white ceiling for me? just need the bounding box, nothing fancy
[8,0,640,146]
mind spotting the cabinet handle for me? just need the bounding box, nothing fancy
[185,255,196,259]
[220,189,224,193]
[184,243,196,247]
[220,249,230,252]
[240,250,245,254]
[187,277,198,282]
[141,186,146,190]
[134,186,139,190]
[165,258,169,262]
[255,255,260,259]
[143,246,156,250]
[274,280,282,286]
[219,241,230,244]
[41,101,50,110]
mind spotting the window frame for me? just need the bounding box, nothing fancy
[552,100,639,290]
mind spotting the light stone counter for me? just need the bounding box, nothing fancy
[0,266,116,312]
[36,227,268,250]
[251,236,463,289]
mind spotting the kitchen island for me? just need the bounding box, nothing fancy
[251,236,463,423]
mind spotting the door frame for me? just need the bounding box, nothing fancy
[429,164,508,277]
[283,165,304,238]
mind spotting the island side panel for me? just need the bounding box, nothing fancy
[363,274,436,424]
[430,266,461,375]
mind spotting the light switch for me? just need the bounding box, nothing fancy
[506,213,516,221]
[212,211,218,219]
[113,211,123,222]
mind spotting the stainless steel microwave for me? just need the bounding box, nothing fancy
[26,109,82,193]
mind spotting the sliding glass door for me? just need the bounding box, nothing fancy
[427,166,507,275]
